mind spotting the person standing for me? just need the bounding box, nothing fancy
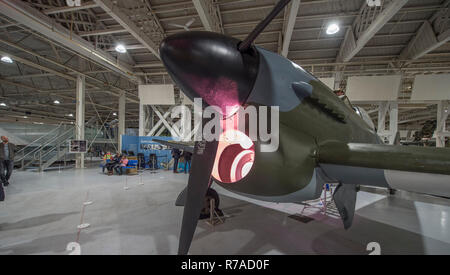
[0,136,16,201]
[183,151,192,174]
[172,148,181,174]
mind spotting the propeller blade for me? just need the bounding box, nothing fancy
[239,0,292,52]
[178,139,219,255]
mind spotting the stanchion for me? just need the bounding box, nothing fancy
[139,172,144,186]
[67,191,93,255]
[124,175,130,190]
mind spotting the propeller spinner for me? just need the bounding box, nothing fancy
[160,31,259,117]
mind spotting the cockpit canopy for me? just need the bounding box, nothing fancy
[354,106,376,131]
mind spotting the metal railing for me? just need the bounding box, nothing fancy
[14,118,120,171]
[14,122,65,163]
[32,127,74,160]
[18,126,75,170]
[35,131,75,172]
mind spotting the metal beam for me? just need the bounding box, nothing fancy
[337,0,409,62]
[133,63,165,69]
[0,42,139,103]
[0,0,135,80]
[281,0,301,57]
[400,1,450,61]
[94,0,161,59]
[0,49,76,82]
[79,27,128,37]
[43,1,99,15]
[192,0,222,33]
[0,78,125,113]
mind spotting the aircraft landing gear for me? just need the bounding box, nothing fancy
[200,188,224,220]
[389,188,397,195]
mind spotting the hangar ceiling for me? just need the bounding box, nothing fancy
[0,0,449,130]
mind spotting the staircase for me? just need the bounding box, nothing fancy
[15,124,75,172]
[14,118,119,172]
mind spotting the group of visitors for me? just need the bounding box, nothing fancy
[171,148,192,174]
[103,152,129,176]
[102,148,193,176]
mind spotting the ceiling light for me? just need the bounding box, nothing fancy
[0,103,7,107]
[326,23,340,35]
[1,56,13,64]
[54,100,60,104]
[23,116,28,119]
[115,44,127,54]
[113,112,117,116]
[67,113,74,117]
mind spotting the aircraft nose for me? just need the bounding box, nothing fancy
[160,31,259,116]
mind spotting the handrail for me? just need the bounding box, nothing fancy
[39,127,74,149]
[16,119,97,161]
[33,128,74,160]
[37,135,72,161]
[15,122,64,159]
[17,121,112,170]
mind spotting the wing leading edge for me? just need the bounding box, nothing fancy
[152,139,195,154]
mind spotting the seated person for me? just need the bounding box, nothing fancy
[115,156,129,176]
[102,152,113,173]
[106,153,122,175]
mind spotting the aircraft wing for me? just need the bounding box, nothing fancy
[152,139,195,154]
[318,142,450,176]
[318,142,450,198]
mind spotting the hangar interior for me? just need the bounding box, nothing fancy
[0,0,449,255]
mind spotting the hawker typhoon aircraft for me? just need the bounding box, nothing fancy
[154,0,450,255]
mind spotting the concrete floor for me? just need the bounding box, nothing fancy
[0,166,449,255]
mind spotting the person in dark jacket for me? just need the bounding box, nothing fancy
[106,153,122,175]
[172,148,181,173]
[0,136,16,201]
[182,151,192,174]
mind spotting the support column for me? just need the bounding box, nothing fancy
[377,101,398,145]
[139,102,146,136]
[75,74,85,169]
[138,78,146,137]
[389,102,399,145]
[334,71,344,90]
[118,92,126,152]
[436,101,449,148]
